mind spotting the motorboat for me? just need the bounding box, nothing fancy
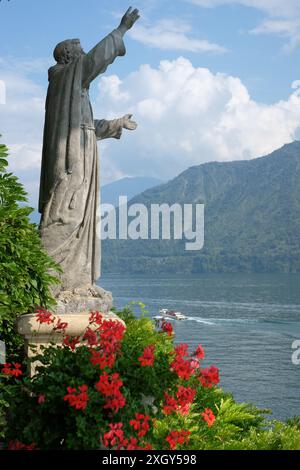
[159,308,187,320]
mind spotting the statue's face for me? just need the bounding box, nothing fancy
[54,38,85,64]
[69,39,85,59]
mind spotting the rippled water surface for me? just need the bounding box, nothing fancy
[99,273,300,420]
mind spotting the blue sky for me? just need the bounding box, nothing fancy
[1,0,300,206]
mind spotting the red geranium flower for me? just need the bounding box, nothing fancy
[171,355,193,380]
[1,363,22,377]
[174,343,189,357]
[102,423,125,448]
[163,386,196,416]
[35,309,54,324]
[90,348,115,369]
[138,345,155,367]
[63,335,80,351]
[176,385,196,414]
[63,384,89,410]
[89,311,104,325]
[53,318,68,331]
[96,372,123,396]
[83,327,99,346]
[130,413,151,438]
[126,436,141,450]
[96,372,126,413]
[165,430,190,450]
[163,392,178,415]
[161,320,173,336]
[193,344,205,360]
[199,365,220,388]
[201,408,216,427]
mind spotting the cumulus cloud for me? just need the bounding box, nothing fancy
[187,0,300,50]
[129,19,227,53]
[95,57,300,181]
[2,54,300,206]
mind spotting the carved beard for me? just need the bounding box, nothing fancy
[65,48,85,64]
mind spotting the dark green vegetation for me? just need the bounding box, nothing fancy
[103,142,300,273]
[0,142,59,360]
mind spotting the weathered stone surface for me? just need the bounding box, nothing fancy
[52,285,113,315]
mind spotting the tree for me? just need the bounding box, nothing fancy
[0,140,60,360]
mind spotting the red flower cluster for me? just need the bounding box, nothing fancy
[96,372,126,413]
[90,348,115,369]
[102,423,152,450]
[199,365,220,388]
[1,363,22,377]
[163,393,177,415]
[63,336,80,351]
[130,413,151,438]
[201,408,216,427]
[171,345,193,380]
[161,320,173,336]
[63,385,89,410]
[53,318,68,331]
[138,345,155,367]
[87,317,126,370]
[163,385,196,416]
[100,319,125,343]
[165,430,190,450]
[8,441,36,450]
[89,311,104,325]
[102,423,125,448]
[176,385,197,414]
[193,344,205,360]
[35,309,54,324]
[83,327,99,346]
[174,343,189,357]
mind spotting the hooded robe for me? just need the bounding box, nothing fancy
[39,29,125,290]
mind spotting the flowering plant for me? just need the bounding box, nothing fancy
[1,306,300,450]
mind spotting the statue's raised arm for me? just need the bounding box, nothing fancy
[82,7,140,88]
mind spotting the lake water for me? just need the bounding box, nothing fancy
[99,273,300,421]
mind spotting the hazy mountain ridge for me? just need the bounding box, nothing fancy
[102,141,300,273]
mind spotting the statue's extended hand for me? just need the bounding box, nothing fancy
[122,114,137,131]
[119,7,140,33]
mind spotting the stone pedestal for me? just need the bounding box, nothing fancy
[17,311,124,376]
[51,285,113,315]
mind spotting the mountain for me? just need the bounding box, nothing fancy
[101,176,163,207]
[102,141,300,273]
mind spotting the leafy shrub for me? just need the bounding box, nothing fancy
[1,307,300,450]
[0,141,59,360]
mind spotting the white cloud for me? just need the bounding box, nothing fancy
[95,57,300,181]
[0,58,47,206]
[187,0,300,17]
[187,0,300,50]
[3,54,300,206]
[129,19,227,53]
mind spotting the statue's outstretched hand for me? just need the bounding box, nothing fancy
[119,7,140,33]
[122,114,137,131]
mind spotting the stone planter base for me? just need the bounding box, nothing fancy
[17,311,124,376]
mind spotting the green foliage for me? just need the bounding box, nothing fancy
[0,141,60,360]
[1,308,300,450]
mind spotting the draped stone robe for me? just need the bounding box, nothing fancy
[39,30,125,290]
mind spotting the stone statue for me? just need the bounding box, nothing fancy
[38,7,140,313]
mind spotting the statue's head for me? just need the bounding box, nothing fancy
[53,39,85,64]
